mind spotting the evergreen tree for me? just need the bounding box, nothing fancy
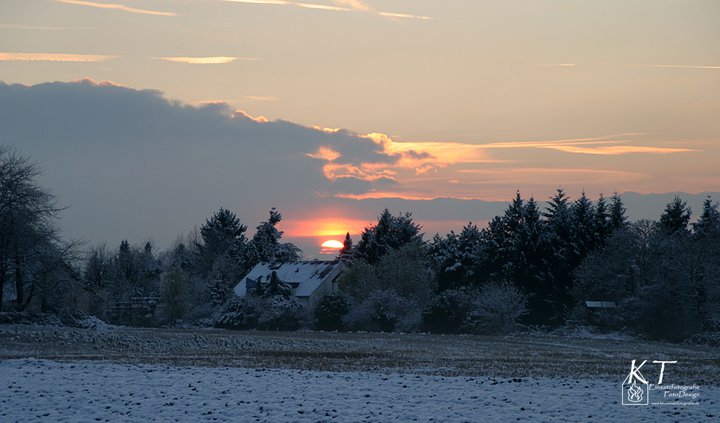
[537,188,575,323]
[429,223,483,290]
[137,241,160,295]
[659,195,692,235]
[83,244,112,292]
[115,240,138,291]
[197,207,248,274]
[693,196,720,239]
[594,193,612,244]
[249,207,301,264]
[570,191,596,257]
[483,192,528,283]
[195,208,250,306]
[339,232,353,262]
[513,196,545,303]
[354,208,423,264]
[609,192,627,230]
[162,266,189,321]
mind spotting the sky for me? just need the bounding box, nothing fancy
[1,0,719,257]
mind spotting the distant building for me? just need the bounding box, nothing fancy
[234,261,346,307]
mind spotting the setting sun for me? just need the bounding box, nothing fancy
[321,239,344,250]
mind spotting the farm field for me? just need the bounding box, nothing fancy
[1,324,718,422]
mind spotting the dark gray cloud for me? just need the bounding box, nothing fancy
[1,80,717,256]
[0,79,406,246]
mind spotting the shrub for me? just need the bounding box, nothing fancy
[214,296,264,329]
[257,296,305,331]
[343,289,419,332]
[464,282,527,334]
[422,287,476,333]
[214,295,305,331]
[314,293,351,331]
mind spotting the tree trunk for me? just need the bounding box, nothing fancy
[14,255,23,310]
[0,264,5,312]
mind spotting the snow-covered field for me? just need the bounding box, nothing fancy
[1,358,718,422]
[1,324,719,421]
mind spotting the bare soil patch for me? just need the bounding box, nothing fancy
[1,324,718,384]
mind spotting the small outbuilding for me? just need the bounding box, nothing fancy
[234,261,346,307]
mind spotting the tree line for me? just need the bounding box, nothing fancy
[1,147,718,342]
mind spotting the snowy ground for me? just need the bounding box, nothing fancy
[1,324,719,421]
[1,358,718,422]
[2,324,718,383]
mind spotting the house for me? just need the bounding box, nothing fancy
[234,261,346,307]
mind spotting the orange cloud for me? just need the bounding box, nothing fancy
[54,0,176,17]
[295,2,349,11]
[306,146,341,161]
[336,192,445,201]
[322,163,397,183]
[625,64,720,70]
[378,11,432,21]
[544,145,696,155]
[537,63,577,67]
[233,110,269,123]
[225,0,289,4]
[0,52,116,62]
[308,129,700,203]
[157,56,254,64]
[244,95,276,101]
[227,0,432,20]
[333,0,369,12]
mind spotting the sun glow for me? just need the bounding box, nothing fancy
[321,239,344,249]
[282,218,368,238]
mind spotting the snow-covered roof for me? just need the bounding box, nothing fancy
[585,301,617,308]
[235,261,344,298]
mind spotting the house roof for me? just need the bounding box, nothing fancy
[234,261,344,298]
[585,301,617,308]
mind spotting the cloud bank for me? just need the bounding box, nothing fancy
[0,80,708,253]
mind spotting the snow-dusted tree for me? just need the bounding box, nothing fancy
[343,289,417,332]
[353,208,423,264]
[111,240,138,301]
[536,188,577,323]
[196,207,251,306]
[83,244,112,292]
[0,147,64,312]
[215,270,304,331]
[422,287,477,333]
[197,207,248,273]
[594,193,613,244]
[609,192,628,230]
[161,265,189,322]
[482,192,526,281]
[339,241,434,332]
[575,219,720,340]
[136,241,160,295]
[338,232,353,262]
[571,191,596,258]
[464,281,527,334]
[511,196,546,317]
[693,196,720,239]
[573,227,644,304]
[428,222,484,290]
[659,196,692,235]
[249,207,301,264]
[82,244,113,317]
[314,293,351,331]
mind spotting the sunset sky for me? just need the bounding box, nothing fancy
[1,0,718,256]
